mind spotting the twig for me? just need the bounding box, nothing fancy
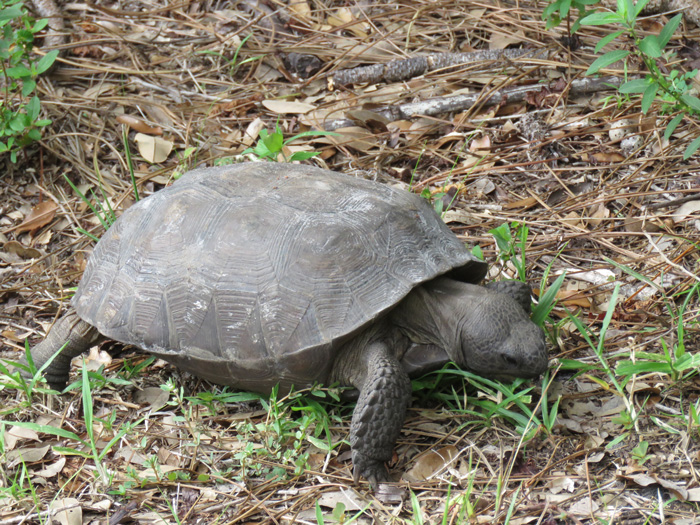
[318,75,625,131]
[330,48,548,87]
[643,191,700,210]
[644,231,700,284]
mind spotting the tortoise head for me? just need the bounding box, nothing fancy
[454,288,548,381]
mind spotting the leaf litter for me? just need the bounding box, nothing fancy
[1,0,700,523]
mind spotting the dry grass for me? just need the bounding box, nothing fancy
[1,0,700,523]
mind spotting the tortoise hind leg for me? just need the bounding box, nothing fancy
[27,311,104,390]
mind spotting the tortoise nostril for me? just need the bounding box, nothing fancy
[503,354,519,367]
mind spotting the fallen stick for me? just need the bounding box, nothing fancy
[330,48,548,87]
[320,75,625,131]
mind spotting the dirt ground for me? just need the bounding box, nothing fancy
[1,0,700,523]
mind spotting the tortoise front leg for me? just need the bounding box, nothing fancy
[335,340,412,486]
[27,311,103,390]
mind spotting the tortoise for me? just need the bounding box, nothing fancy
[27,162,548,485]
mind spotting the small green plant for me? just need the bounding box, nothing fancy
[0,340,62,408]
[0,0,58,162]
[414,366,542,439]
[631,440,650,466]
[614,283,700,382]
[542,0,600,32]
[488,221,567,328]
[489,222,529,282]
[63,174,117,238]
[242,122,338,162]
[171,145,197,179]
[314,499,369,525]
[409,490,425,525]
[581,1,700,158]
[119,356,157,382]
[539,370,561,435]
[196,33,263,75]
[2,363,140,486]
[191,384,339,481]
[689,401,700,437]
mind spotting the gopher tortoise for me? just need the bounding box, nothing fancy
[28,162,548,485]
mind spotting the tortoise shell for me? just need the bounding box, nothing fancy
[73,163,487,392]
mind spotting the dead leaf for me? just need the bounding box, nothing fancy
[621,473,689,501]
[35,456,66,478]
[6,443,51,468]
[672,200,700,223]
[503,196,539,210]
[490,29,525,49]
[442,209,477,225]
[134,386,170,411]
[327,7,368,38]
[134,133,173,163]
[568,496,599,516]
[3,425,39,450]
[687,487,700,502]
[318,489,366,511]
[116,115,163,135]
[50,498,82,525]
[468,135,491,153]
[624,216,662,232]
[567,268,616,287]
[81,345,112,372]
[114,445,148,465]
[546,476,576,494]
[2,241,42,259]
[555,417,584,433]
[586,202,610,228]
[288,0,311,18]
[597,395,626,417]
[323,126,379,153]
[587,151,625,164]
[347,109,390,132]
[15,201,58,234]
[35,229,53,245]
[374,483,406,504]
[262,99,316,114]
[1,329,23,343]
[242,118,265,147]
[470,177,495,195]
[404,445,459,481]
[587,451,605,463]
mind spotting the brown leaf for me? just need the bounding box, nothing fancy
[262,99,316,114]
[503,196,538,210]
[404,445,459,481]
[586,202,610,228]
[1,328,23,342]
[587,151,626,164]
[116,115,163,135]
[6,444,51,467]
[15,201,58,234]
[134,386,170,411]
[134,133,173,163]
[35,456,66,478]
[624,216,662,232]
[49,497,82,525]
[3,241,42,259]
[318,489,366,511]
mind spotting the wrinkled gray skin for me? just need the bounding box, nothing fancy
[27,163,548,487]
